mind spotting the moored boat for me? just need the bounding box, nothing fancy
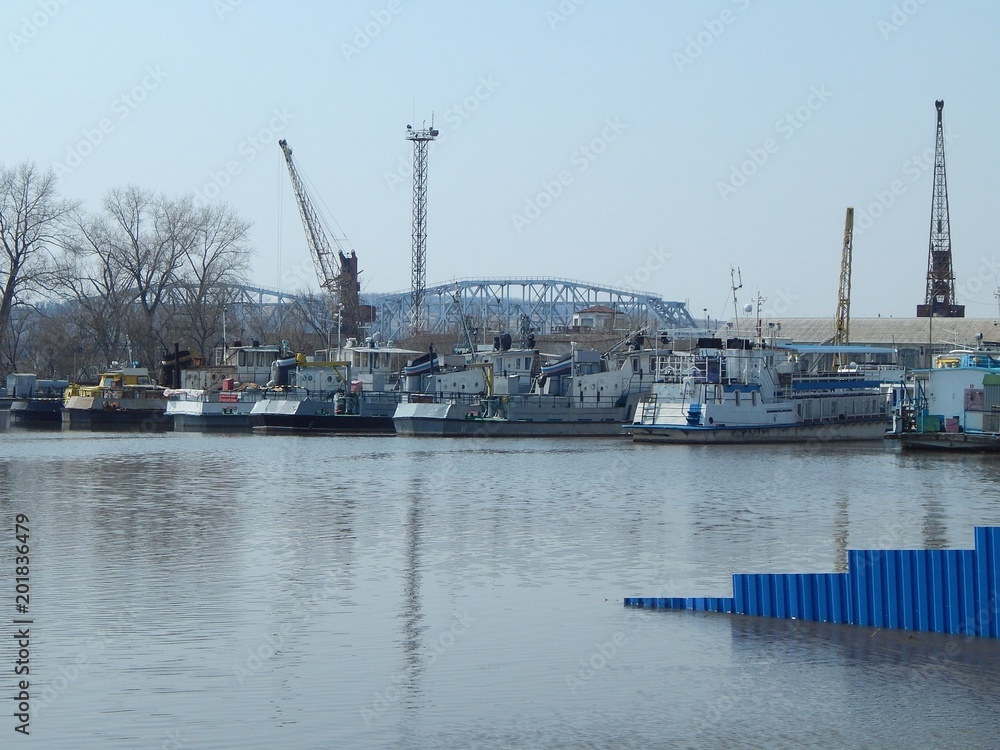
[251,339,420,434]
[164,342,278,431]
[6,373,67,427]
[63,366,170,431]
[393,334,656,437]
[886,349,1000,451]
[626,337,900,444]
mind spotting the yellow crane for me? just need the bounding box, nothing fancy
[832,207,854,370]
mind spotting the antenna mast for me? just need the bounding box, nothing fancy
[730,267,743,334]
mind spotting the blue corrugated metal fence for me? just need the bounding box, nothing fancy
[625,526,1000,638]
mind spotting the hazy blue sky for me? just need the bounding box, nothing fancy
[7,0,1000,320]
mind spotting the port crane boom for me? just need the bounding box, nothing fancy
[832,206,854,370]
[278,138,360,338]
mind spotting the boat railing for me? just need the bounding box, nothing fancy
[263,387,403,404]
[403,392,483,405]
[485,392,628,409]
[359,391,404,406]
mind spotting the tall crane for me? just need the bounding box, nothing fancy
[832,207,854,370]
[278,138,361,340]
[406,120,439,333]
[916,100,964,317]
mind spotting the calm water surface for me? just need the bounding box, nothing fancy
[1,427,999,748]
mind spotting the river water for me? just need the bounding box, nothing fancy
[1,427,999,748]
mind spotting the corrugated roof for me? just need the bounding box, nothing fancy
[733,317,1000,347]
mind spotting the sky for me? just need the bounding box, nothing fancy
[6,0,1000,322]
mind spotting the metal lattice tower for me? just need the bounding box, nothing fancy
[917,100,964,318]
[406,121,439,333]
[831,207,854,370]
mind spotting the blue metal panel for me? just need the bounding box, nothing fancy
[959,549,976,636]
[814,574,829,622]
[796,574,811,621]
[976,527,1000,637]
[872,549,887,627]
[849,550,871,627]
[829,574,846,624]
[945,549,960,634]
[745,574,761,615]
[884,550,900,629]
[915,551,930,632]
[733,574,748,614]
[929,550,945,633]
[759,575,773,617]
[771,576,786,619]
[900,551,915,632]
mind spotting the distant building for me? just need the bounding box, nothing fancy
[571,305,617,333]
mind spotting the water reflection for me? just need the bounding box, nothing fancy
[3,431,1000,748]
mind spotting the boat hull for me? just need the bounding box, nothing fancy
[63,405,172,431]
[393,401,631,437]
[9,399,63,426]
[628,419,889,444]
[253,414,394,435]
[251,393,398,435]
[887,431,1000,452]
[171,412,258,431]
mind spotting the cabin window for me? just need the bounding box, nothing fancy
[239,351,248,367]
[735,390,741,406]
[373,353,380,368]
[631,358,639,373]
[257,352,268,367]
[516,357,521,370]
[524,356,532,370]
[751,391,757,406]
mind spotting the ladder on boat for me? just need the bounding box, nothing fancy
[638,394,657,425]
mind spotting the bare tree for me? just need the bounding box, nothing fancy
[0,162,77,371]
[56,212,132,368]
[173,202,252,356]
[102,186,193,367]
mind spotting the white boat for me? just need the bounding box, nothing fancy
[886,349,1000,451]
[626,337,900,444]
[164,342,280,431]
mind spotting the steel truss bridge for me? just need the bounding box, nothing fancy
[204,279,695,343]
[371,278,695,341]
